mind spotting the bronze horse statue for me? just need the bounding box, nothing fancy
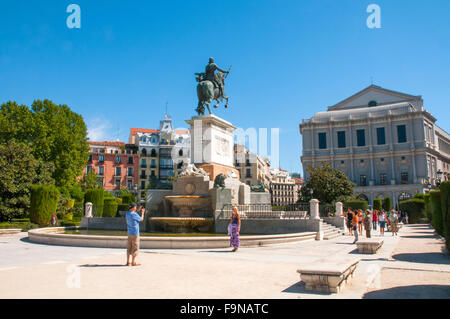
[195,72,229,116]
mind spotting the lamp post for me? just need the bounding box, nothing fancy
[437,169,443,188]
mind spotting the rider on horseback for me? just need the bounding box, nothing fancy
[205,57,229,99]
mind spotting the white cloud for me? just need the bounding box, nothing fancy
[87,117,114,142]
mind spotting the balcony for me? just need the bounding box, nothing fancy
[139,175,147,179]
[140,164,147,169]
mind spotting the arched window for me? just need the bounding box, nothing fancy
[357,193,369,202]
[151,149,157,157]
[141,148,147,156]
[368,100,378,107]
[179,149,183,157]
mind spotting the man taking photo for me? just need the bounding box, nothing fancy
[126,203,145,266]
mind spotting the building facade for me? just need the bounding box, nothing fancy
[300,85,450,208]
[234,144,272,186]
[270,168,300,206]
[84,141,139,195]
[129,114,190,200]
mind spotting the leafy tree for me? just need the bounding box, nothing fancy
[80,171,102,189]
[0,100,90,188]
[298,162,355,204]
[0,141,54,221]
[29,185,60,226]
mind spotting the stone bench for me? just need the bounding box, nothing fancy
[0,228,22,235]
[297,258,359,294]
[356,238,384,254]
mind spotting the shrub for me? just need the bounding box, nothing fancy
[440,181,450,251]
[373,198,382,211]
[414,193,425,200]
[344,200,368,211]
[118,204,129,213]
[60,220,80,227]
[29,185,60,227]
[84,188,104,217]
[382,196,392,211]
[121,193,136,205]
[103,198,118,217]
[0,221,39,231]
[423,194,432,221]
[116,197,123,205]
[399,199,426,224]
[430,190,443,235]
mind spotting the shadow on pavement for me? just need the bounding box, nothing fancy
[400,235,441,239]
[199,250,235,253]
[282,281,332,296]
[79,264,129,268]
[392,252,450,265]
[363,285,450,299]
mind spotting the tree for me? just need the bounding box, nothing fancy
[0,100,90,188]
[373,198,382,211]
[80,171,102,190]
[383,196,392,211]
[298,162,355,204]
[0,141,54,221]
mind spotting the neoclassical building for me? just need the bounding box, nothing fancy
[300,85,450,208]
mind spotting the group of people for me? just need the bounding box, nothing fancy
[345,208,407,243]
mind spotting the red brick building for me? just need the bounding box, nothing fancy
[82,141,139,195]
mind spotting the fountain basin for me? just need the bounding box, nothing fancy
[150,217,214,233]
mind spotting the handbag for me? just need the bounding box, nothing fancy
[227,223,232,236]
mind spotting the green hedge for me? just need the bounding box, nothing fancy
[430,190,443,235]
[383,196,392,211]
[118,204,129,213]
[103,198,118,217]
[440,181,450,251]
[344,200,368,211]
[0,222,39,231]
[373,198,382,211]
[399,199,426,224]
[121,193,136,205]
[29,185,60,227]
[423,194,432,221]
[84,188,104,217]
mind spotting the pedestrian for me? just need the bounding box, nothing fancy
[364,210,373,238]
[404,211,409,224]
[229,206,241,252]
[125,203,145,266]
[50,212,58,227]
[379,211,386,236]
[346,209,354,236]
[389,210,399,236]
[358,210,364,235]
[352,211,359,243]
[372,210,378,231]
[398,211,403,224]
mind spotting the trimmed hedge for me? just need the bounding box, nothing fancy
[430,190,443,235]
[423,194,432,221]
[103,198,118,217]
[121,193,136,205]
[344,200,368,211]
[440,181,450,251]
[29,185,60,227]
[84,188,104,217]
[118,204,129,213]
[399,199,426,224]
[383,196,392,211]
[373,198,382,211]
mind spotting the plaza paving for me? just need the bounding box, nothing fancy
[0,224,449,298]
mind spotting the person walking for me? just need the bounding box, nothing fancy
[346,209,354,236]
[379,211,386,236]
[229,206,241,252]
[364,211,373,238]
[352,211,359,244]
[358,210,364,236]
[389,211,399,236]
[404,211,409,224]
[372,210,378,231]
[125,203,145,266]
[50,212,58,227]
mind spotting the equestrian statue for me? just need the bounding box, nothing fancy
[195,57,231,116]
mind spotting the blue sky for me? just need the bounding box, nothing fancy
[1,0,450,175]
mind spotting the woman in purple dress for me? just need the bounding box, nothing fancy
[230,206,241,252]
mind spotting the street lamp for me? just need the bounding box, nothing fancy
[437,169,443,188]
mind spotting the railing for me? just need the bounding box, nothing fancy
[319,203,335,217]
[218,203,309,220]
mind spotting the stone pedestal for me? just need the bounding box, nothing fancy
[186,114,238,182]
[336,202,343,216]
[309,199,320,220]
[239,184,251,205]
